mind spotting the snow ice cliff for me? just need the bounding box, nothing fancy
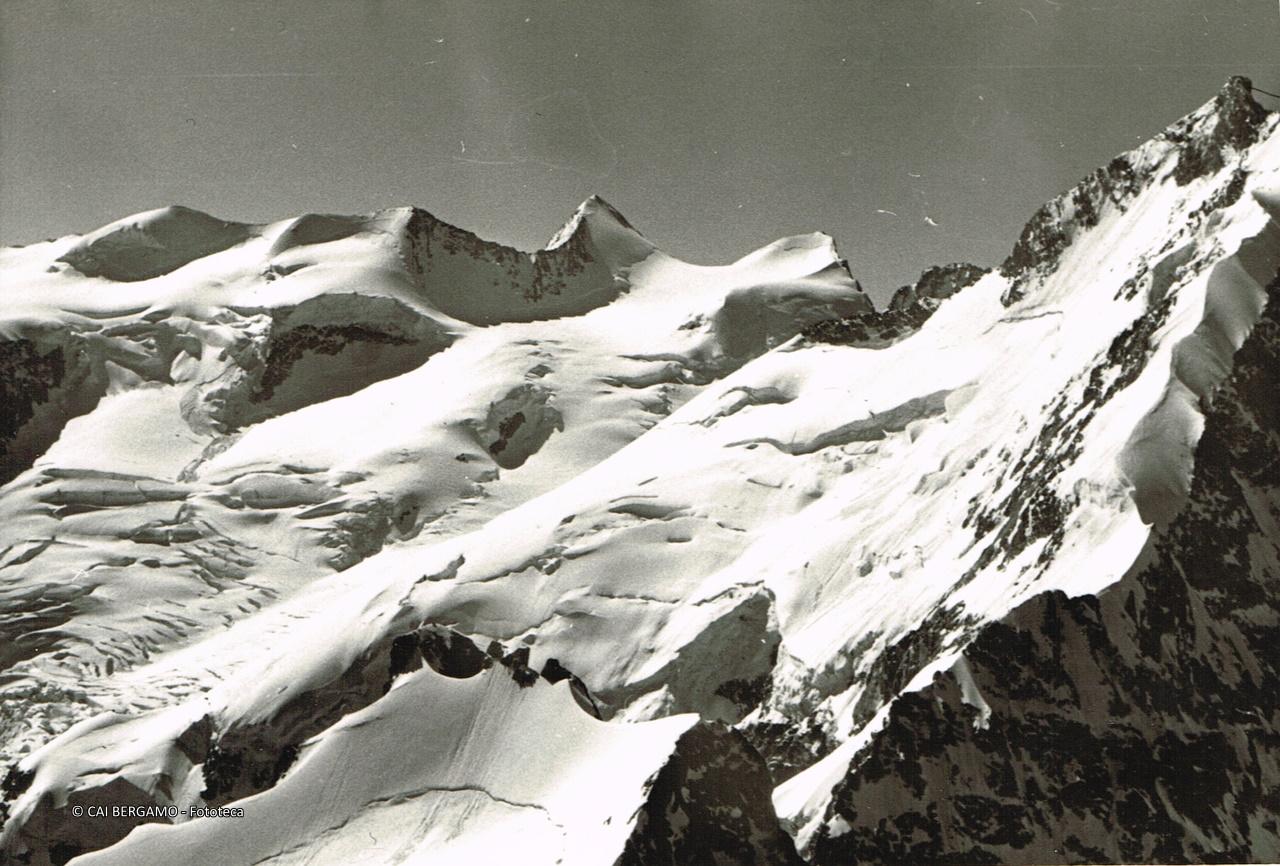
[0,77,1278,865]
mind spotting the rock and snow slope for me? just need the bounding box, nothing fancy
[0,78,1278,865]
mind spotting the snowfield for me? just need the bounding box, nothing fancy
[1,78,1278,865]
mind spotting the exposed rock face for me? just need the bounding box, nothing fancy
[807,268,1280,865]
[803,262,986,347]
[617,723,805,866]
[475,384,565,469]
[712,264,874,359]
[14,776,182,866]
[0,321,202,484]
[998,154,1143,304]
[240,294,455,425]
[1173,76,1270,187]
[888,263,990,312]
[1000,78,1268,305]
[801,301,934,347]
[0,81,1278,866]
[402,195,655,325]
[0,338,70,483]
[196,621,512,810]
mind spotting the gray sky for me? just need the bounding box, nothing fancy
[2,1,1277,304]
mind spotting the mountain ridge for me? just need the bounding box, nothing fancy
[0,78,1277,865]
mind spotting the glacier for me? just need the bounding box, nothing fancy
[0,77,1277,865]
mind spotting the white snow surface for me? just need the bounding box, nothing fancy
[73,669,697,866]
[0,91,1278,864]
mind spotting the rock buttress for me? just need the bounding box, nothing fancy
[808,267,1280,865]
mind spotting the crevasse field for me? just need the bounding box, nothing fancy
[1,78,1278,865]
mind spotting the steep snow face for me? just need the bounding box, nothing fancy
[799,258,1280,865]
[1,81,1278,865]
[768,80,1280,862]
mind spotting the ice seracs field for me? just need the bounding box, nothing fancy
[1,77,1279,865]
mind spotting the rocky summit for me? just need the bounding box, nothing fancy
[0,79,1278,865]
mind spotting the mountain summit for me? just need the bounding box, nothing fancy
[0,79,1278,865]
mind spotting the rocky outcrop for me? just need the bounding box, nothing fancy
[1001,78,1269,305]
[0,619,550,865]
[108,294,452,440]
[198,622,476,809]
[801,301,935,347]
[401,195,655,325]
[710,263,874,360]
[806,267,1280,865]
[1173,76,1270,187]
[473,384,565,470]
[1,77,1277,866]
[888,263,989,312]
[803,263,986,348]
[998,154,1144,304]
[0,338,71,484]
[617,723,804,866]
[224,293,455,427]
[0,320,202,485]
[3,616,804,866]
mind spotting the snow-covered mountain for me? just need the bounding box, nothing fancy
[0,77,1277,865]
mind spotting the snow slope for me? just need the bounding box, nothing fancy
[1,78,1278,865]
